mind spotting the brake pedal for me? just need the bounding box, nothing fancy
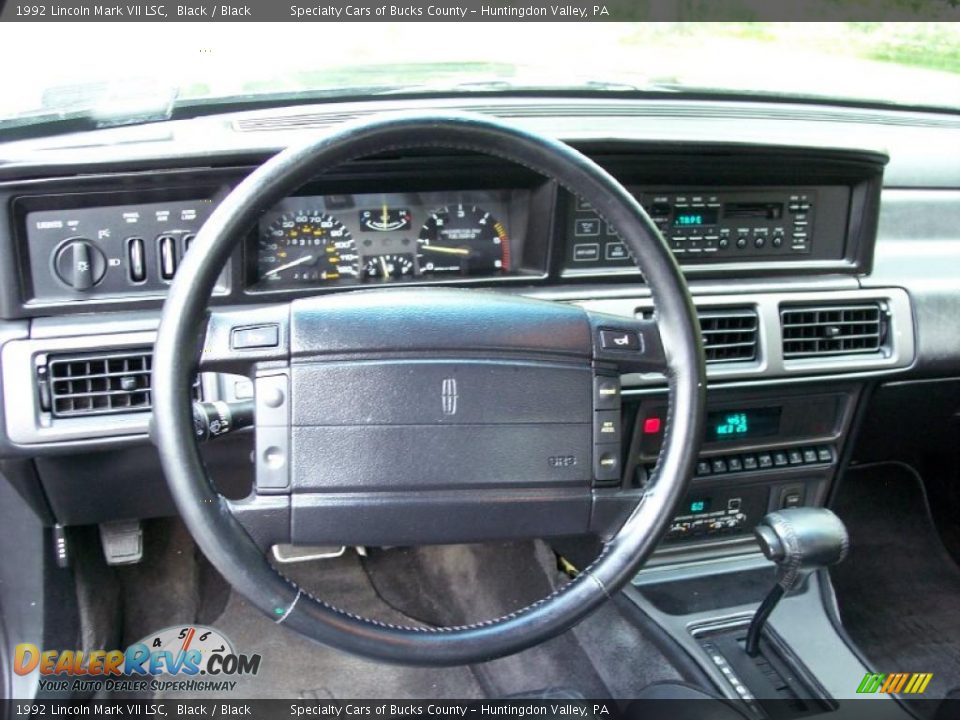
[99,520,144,566]
[271,545,367,563]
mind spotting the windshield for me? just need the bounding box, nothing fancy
[2,22,960,134]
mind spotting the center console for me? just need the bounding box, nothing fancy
[625,385,859,553]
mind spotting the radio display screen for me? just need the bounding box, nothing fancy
[705,407,781,442]
[672,208,719,227]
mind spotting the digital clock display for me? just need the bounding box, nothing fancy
[705,407,781,442]
[673,208,719,227]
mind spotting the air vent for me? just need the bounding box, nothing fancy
[781,303,886,359]
[700,308,759,364]
[42,349,200,418]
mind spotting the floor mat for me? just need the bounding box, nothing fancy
[830,462,960,709]
[152,539,686,700]
[158,551,485,700]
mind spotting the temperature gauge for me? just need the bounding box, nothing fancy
[360,206,412,232]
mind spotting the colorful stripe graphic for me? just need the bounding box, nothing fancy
[857,672,932,694]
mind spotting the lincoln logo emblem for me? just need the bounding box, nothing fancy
[441,378,458,416]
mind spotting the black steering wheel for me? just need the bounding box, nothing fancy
[152,112,705,666]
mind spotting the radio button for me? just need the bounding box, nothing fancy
[773,451,789,467]
[727,457,743,472]
[817,446,833,462]
[802,448,819,464]
[787,449,804,465]
[757,453,774,469]
[696,460,712,476]
[711,458,728,474]
[742,455,759,471]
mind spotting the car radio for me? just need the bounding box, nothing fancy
[564,185,851,271]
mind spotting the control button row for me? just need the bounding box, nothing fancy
[694,445,833,477]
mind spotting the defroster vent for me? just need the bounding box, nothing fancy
[781,302,886,359]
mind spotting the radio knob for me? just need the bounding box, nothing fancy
[53,238,107,290]
[735,235,748,249]
[754,236,766,248]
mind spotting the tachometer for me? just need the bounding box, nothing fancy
[416,204,510,276]
[258,212,359,283]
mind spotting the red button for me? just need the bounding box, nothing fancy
[643,417,662,434]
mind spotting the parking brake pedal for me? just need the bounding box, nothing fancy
[99,520,144,565]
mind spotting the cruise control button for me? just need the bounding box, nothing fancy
[599,329,639,351]
[594,376,621,410]
[594,410,621,443]
[594,443,621,483]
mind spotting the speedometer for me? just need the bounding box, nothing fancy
[258,212,359,283]
[417,204,510,276]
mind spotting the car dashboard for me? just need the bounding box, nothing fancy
[0,96,957,565]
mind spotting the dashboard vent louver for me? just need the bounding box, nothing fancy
[699,308,759,364]
[43,349,201,418]
[47,349,154,418]
[781,303,886,359]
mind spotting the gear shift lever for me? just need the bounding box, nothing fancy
[746,507,849,657]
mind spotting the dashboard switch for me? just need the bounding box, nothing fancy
[127,237,146,282]
[158,235,177,280]
[54,238,107,290]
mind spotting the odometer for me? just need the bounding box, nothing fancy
[258,212,359,283]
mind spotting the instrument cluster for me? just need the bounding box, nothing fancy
[252,190,532,288]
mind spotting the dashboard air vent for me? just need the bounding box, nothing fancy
[42,349,201,418]
[46,349,154,418]
[700,308,759,364]
[781,303,886,359]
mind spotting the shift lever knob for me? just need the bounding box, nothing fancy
[746,507,849,657]
[754,507,849,591]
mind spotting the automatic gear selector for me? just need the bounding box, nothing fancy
[747,507,850,656]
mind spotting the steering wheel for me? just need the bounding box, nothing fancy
[152,112,705,666]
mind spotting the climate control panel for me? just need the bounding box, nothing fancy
[22,198,224,303]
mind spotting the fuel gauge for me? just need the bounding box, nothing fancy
[363,253,415,281]
[360,206,412,232]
